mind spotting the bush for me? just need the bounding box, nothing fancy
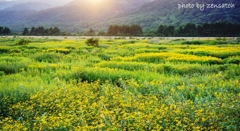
[224,58,240,64]
[216,37,227,41]
[209,41,228,45]
[16,39,30,45]
[10,49,21,53]
[182,41,204,45]
[171,39,185,41]
[0,46,11,54]
[86,38,99,47]
[56,49,71,54]
[237,37,240,42]
[34,53,62,63]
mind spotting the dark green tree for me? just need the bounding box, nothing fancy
[0,26,3,34]
[108,25,119,35]
[166,26,175,36]
[48,27,53,35]
[201,23,211,37]
[176,26,184,36]
[98,31,106,36]
[122,25,130,35]
[86,28,95,36]
[197,25,202,36]
[130,24,143,36]
[22,28,29,35]
[108,25,114,35]
[2,27,11,35]
[37,26,45,35]
[30,27,36,35]
[53,27,60,35]
[23,26,61,36]
[44,28,49,35]
[108,24,142,36]
[183,23,197,36]
[157,25,167,36]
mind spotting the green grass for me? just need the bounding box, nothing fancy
[0,37,239,130]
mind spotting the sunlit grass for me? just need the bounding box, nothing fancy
[0,37,239,130]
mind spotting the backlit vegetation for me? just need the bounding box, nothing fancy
[0,37,239,130]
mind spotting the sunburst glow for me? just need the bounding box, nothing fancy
[88,0,102,4]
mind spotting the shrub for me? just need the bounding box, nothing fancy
[0,46,11,54]
[10,49,21,53]
[86,38,99,47]
[171,39,185,41]
[209,41,228,45]
[224,57,240,64]
[16,39,30,45]
[216,37,227,41]
[237,37,240,42]
[56,49,71,54]
[34,53,62,63]
[182,41,204,45]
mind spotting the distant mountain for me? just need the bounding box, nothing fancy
[0,0,154,32]
[0,0,239,33]
[0,0,72,9]
[2,2,52,11]
[23,0,154,22]
[0,10,36,25]
[0,0,64,27]
[0,1,16,10]
[107,0,240,32]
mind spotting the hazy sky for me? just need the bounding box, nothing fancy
[1,0,72,2]
[0,0,73,6]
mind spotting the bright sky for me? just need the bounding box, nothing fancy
[88,0,100,3]
[3,0,72,2]
[1,0,73,6]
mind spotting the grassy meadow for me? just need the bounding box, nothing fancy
[0,36,239,130]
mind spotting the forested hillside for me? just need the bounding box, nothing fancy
[0,0,239,33]
[2,2,52,11]
[109,0,240,32]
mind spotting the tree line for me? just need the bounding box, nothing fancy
[22,26,61,36]
[0,26,11,35]
[108,24,143,36]
[157,22,240,37]
[3,22,240,37]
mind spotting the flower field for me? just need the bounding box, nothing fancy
[0,37,239,130]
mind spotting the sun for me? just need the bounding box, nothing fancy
[88,0,102,4]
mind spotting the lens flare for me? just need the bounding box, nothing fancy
[88,0,102,4]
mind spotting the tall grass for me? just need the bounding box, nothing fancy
[112,52,222,64]
[0,37,239,130]
[0,57,31,74]
[96,61,229,75]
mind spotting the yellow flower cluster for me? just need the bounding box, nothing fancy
[178,45,240,58]
[1,38,239,130]
[1,80,239,130]
[112,52,222,64]
[28,63,59,71]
